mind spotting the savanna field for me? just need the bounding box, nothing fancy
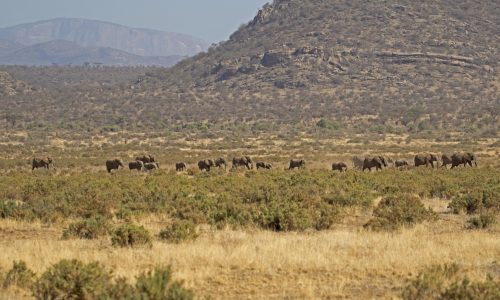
[0,131,498,299]
[0,0,499,297]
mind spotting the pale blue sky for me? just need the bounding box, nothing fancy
[0,0,270,42]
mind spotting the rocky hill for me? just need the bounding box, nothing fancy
[0,40,183,67]
[153,0,498,88]
[136,0,498,130]
[0,18,208,57]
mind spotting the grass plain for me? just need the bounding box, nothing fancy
[0,130,498,299]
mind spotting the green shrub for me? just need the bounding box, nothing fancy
[449,192,484,214]
[402,264,460,300]
[314,202,341,230]
[105,277,137,299]
[468,213,497,229]
[402,264,499,300]
[365,194,436,231]
[258,200,313,231]
[449,187,500,215]
[134,266,193,300]
[159,220,198,243]
[111,223,152,248]
[62,216,112,239]
[0,200,17,219]
[440,276,500,300]
[33,260,112,299]
[2,261,36,289]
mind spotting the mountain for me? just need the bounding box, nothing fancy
[136,0,498,130]
[0,39,24,57]
[0,40,184,66]
[0,18,209,57]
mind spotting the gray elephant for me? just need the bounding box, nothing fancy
[176,162,187,172]
[129,160,144,171]
[232,156,253,170]
[106,159,124,173]
[332,162,348,172]
[256,162,272,170]
[288,159,306,170]
[136,155,155,163]
[352,156,364,170]
[363,156,387,172]
[214,158,227,170]
[441,154,453,168]
[395,160,409,168]
[451,153,477,168]
[144,162,160,171]
[198,159,215,171]
[32,157,53,171]
[414,154,438,168]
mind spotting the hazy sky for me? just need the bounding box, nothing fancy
[0,0,270,42]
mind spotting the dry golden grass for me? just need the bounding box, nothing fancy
[1,209,499,299]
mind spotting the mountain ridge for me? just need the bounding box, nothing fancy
[0,40,184,67]
[0,18,208,57]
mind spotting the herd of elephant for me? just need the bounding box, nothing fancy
[31,152,477,173]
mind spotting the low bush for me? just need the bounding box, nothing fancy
[2,261,36,289]
[4,259,194,300]
[449,192,484,214]
[440,276,500,300]
[402,264,499,300]
[62,216,112,239]
[365,194,436,231]
[467,213,497,229]
[33,259,111,299]
[449,187,500,215]
[0,200,17,219]
[159,220,198,243]
[111,223,152,248]
[134,266,194,300]
[258,199,313,231]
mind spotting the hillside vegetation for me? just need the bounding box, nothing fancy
[0,0,498,136]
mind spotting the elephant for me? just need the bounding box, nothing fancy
[441,154,453,168]
[414,154,438,168]
[32,157,53,171]
[288,159,305,170]
[395,160,409,168]
[198,159,215,171]
[214,158,227,170]
[451,153,477,169]
[106,159,124,173]
[363,157,386,172]
[232,156,253,170]
[136,155,155,163]
[129,160,144,171]
[144,162,160,171]
[256,162,272,170]
[176,162,187,172]
[332,162,347,172]
[352,156,364,170]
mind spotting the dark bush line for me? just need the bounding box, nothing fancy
[0,168,498,232]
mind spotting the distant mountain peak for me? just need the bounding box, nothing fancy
[0,18,209,57]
